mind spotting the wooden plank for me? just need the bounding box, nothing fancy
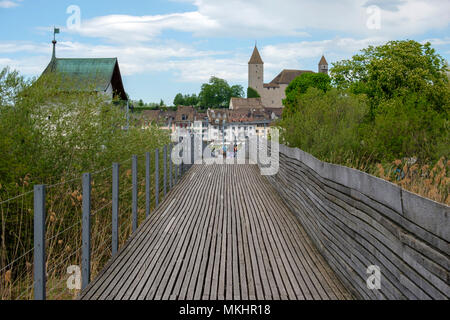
[80,164,352,301]
[244,165,299,300]
[82,168,191,300]
[237,166,265,300]
[135,167,208,299]
[201,165,222,300]
[191,165,222,300]
[174,168,216,300]
[229,165,242,300]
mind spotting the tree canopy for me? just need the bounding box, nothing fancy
[282,72,331,117]
[198,76,244,109]
[247,87,261,98]
[279,40,450,166]
[173,93,200,107]
[330,40,450,117]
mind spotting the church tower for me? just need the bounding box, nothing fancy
[318,55,328,75]
[248,45,264,94]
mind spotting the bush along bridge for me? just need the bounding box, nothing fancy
[1,137,449,300]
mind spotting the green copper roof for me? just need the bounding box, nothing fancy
[42,57,127,100]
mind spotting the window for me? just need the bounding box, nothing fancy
[182,114,187,121]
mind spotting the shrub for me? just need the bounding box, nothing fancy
[282,72,331,117]
[278,88,368,161]
[247,87,261,98]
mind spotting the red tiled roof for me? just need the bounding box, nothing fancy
[319,55,328,65]
[248,46,264,65]
[269,69,314,85]
[230,97,265,110]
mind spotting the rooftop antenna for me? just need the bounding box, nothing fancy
[52,26,60,60]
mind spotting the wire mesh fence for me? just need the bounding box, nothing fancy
[0,188,34,300]
[0,142,186,300]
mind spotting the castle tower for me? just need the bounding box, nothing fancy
[318,55,328,75]
[248,45,264,94]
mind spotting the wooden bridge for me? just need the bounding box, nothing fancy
[80,164,352,300]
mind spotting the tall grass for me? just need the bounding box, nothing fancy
[0,147,172,300]
[326,151,449,205]
[0,68,171,299]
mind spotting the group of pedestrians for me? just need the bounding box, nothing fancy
[221,144,239,159]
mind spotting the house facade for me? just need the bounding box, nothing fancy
[140,105,281,144]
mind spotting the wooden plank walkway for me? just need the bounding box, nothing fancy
[80,164,352,300]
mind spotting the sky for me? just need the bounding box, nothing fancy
[0,0,449,105]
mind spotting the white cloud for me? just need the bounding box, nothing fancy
[70,12,220,43]
[64,0,449,43]
[0,0,22,8]
[422,37,450,46]
[0,36,391,84]
[0,40,239,80]
[2,1,449,87]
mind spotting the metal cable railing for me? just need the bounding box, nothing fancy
[1,142,189,300]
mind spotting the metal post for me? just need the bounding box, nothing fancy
[169,144,173,190]
[155,149,159,207]
[174,146,178,186]
[163,145,167,197]
[191,134,195,166]
[126,101,130,131]
[222,120,225,158]
[132,155,138,233]
[180,139,183,178]
[34,185,46,300]
[145,152,150,218]
[82,173,91,290]
[112,163,119,256]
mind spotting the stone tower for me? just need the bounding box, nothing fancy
[248,45,264,94]
[318,55,328,75]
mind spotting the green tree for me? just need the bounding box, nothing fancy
[247,87,261,98]
[279,87,368,161]
[199,76,244,109]
[363,92,449,161]
[282,72,331,117]
[331,40,450,117]
[0,67,171,291]
[185,94,199,106]
[230,85,245,99]
[173,93,185,106]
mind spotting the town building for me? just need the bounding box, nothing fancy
[141,105,281,145]
[41,38,127,102]
[248,45,328,108]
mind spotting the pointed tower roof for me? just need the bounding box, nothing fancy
[319,55,328,65]
[248,46,264,64]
